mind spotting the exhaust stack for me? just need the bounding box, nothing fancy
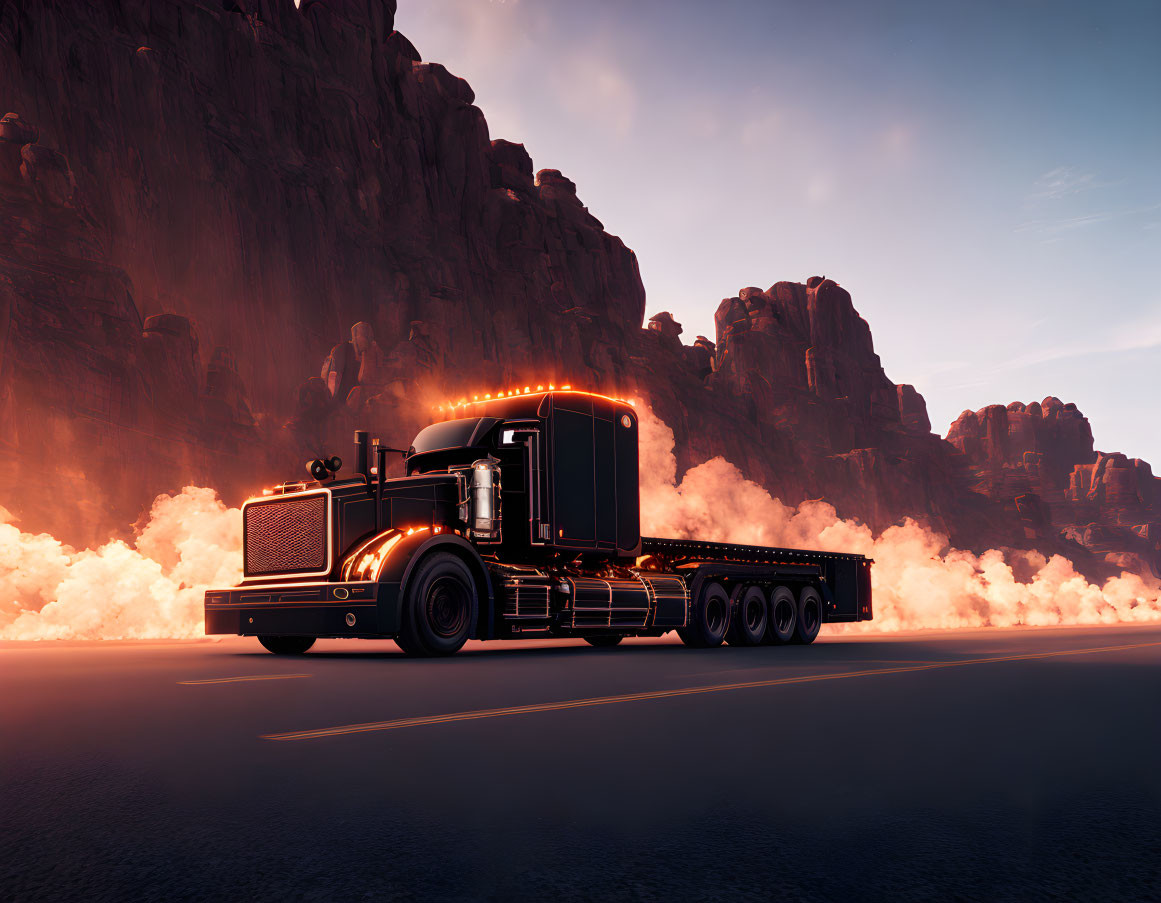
[354,430,369,482]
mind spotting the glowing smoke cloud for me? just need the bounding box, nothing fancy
[1,407,1159,640]
[0,488,242,640]
[636,402,1161,632]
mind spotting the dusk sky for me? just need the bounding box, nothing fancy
[398,0,1161,463]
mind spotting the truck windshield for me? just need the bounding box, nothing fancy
[410,418,487,455]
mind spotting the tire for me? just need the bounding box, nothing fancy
[766,585,797,645]
[792,585,822,645]
[397,552,477,656]
[726,585,767,646]
[677,580,731,648]
[393,629,426,657]
[584,635,624,648]
[258,636,315,655]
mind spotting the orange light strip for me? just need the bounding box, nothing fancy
[342,526,434,582]
[436,386,636,414]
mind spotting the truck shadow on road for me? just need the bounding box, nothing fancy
[229,638,969,665]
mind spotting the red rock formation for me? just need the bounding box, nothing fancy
[0,0,644,418]
[0,116,281,540]
[0,0,1151,580]
[948,400,1160,573]
[625,280,1004,550]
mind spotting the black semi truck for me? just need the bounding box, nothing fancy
[205,390,873,655]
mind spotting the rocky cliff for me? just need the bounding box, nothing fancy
[0,0,644,418]
[0,0,647,540]
[948,400,1161,574]
[0,0,1153,578]
[0,109,285,539]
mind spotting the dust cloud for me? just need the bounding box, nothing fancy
[0,488,241,640]
[637,403,1161,631]
[1,406,1158,640]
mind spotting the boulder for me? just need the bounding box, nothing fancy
[142,314,201,407]
[204,347,255,428]
[896,384,931,434]
[490,140,535,193]
[647,311,683,343]
[0,112,38,144]
[20,144,75,206]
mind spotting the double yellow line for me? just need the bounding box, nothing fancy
[261,639,1161,742]
[180,673,310,686]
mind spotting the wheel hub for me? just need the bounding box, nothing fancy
[427,576,469,638]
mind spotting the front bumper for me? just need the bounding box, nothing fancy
[204,580,400,638]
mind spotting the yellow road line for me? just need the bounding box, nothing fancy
[262,640,1161,741]
[179,673,311,686]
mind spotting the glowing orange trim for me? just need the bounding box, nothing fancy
[343,526,433,582]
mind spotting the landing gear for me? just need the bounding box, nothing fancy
[258,636,315,655]
[584,635,624,648]
[677,581,731,648]
[726,585,768,646]
[792,585,822,645]
[396,552,477,656]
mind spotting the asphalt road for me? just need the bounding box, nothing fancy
[4,625,1161,903]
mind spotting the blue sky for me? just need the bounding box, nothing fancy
[397,0,1161,463]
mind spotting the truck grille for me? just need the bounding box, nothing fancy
[243,493,329,577]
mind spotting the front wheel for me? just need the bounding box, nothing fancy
[258,636,315,655]
[396,552,477,656]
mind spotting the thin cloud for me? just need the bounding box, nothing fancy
[921,313,1161,391]
[1015,202,1161,236]
[995,314,1161,371]
[1030,166,1122,201]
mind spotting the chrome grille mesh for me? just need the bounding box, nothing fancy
[243,494,328,576]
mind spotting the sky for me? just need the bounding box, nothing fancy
[396,0,1161,463]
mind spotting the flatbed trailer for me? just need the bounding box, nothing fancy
[205,390,872,655]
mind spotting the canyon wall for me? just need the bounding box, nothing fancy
[948,400,1161,575]
[0,0,1154,579]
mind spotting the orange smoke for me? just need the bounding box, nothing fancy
[637,402,1161,631]
[2,405,1159,640]
[0,487,241,640]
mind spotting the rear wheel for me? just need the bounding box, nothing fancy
[677,580,731,648]
[584,635,624,648]
[397,552,477,656]
[726,585,768,646]
[766,585,797,644]
[792,585,822,645]
[258,636,315,655]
